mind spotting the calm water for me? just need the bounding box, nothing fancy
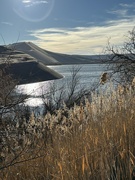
[17,64,109,106]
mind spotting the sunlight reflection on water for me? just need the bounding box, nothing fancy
[17,80,53,106]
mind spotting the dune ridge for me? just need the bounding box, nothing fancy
[10,42,61,65]
[9,42,103,65]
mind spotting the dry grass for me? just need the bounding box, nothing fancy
[0,85,135,180]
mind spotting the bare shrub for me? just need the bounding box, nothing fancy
[41,66,97,114]
[105,27,135,85]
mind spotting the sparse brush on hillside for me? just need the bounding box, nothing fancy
[0,82,135,179]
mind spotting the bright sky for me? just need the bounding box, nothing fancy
[0,0,135,55]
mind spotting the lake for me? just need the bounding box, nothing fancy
[17,64,109,107]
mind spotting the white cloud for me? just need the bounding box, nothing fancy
[107,9,128,17]
[107,2,135,18]
[27,3,135,55]
[22,0,31,3]
[28,19,134,55]
[120,3,135,8]
[22,0,48,7]
[1,22,13,26]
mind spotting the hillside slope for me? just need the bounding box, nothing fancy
[10,42,61,65]
[9,42,103,65]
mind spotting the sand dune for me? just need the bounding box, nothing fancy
[9,42,102,65]
[10,42,61,65]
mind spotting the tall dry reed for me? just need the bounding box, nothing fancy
[0,85,135,180]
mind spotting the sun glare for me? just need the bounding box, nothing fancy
[13,0,55,22]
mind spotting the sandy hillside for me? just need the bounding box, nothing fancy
[10,42,61,65]
[9,42,102,65]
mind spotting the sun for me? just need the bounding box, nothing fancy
[13,0,55,22]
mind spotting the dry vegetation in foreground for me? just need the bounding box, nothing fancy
[0,85,135,180]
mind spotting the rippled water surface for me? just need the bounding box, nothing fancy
[17,64,108,106]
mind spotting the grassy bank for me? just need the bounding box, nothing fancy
[0,85,135,179]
